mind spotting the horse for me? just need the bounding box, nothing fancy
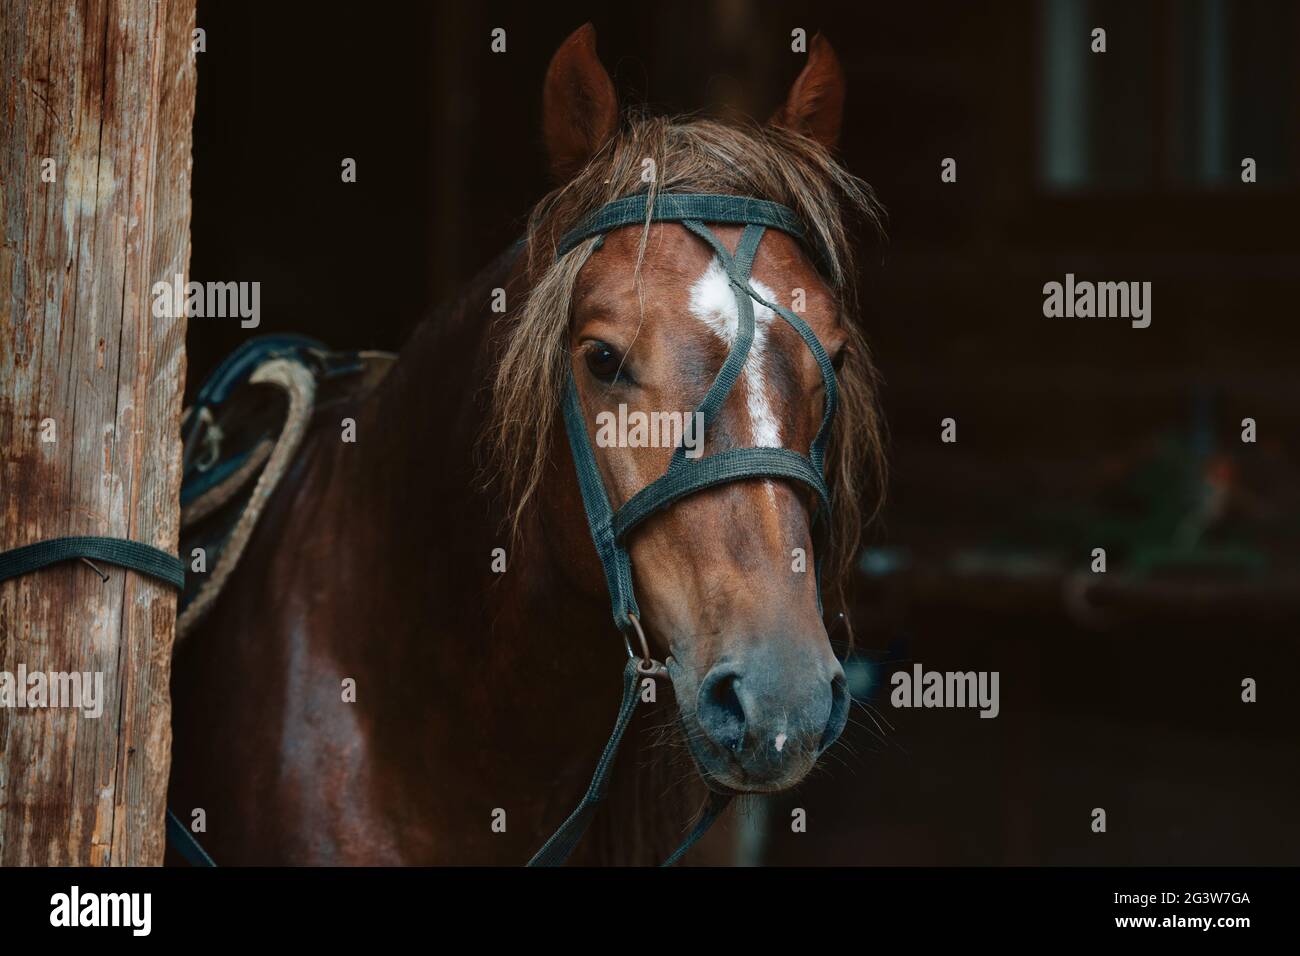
[169,23,886,866]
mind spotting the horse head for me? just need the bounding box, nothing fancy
[492,24,886,795]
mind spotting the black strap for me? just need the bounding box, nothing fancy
[0,535,184,588]
[538,194,840,866]
[557,192,820,262]
[528,659,731,866]
[0,536,208,863]
[660,790,733,867]
[166,808,216,867]
[613,447,831,541]
[557,208,836,635]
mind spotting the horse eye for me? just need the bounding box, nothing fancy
[585,341,624,382]
[831,347,848,372]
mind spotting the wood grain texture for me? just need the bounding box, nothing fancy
[0,0,195,865]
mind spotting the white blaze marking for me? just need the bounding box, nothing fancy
[687,259,783,509]
[774,732,788,753]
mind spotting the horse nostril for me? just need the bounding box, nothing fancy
[819,671,850,754]
[697,668,746,753]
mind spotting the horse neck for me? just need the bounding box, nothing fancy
[337,247,617,714]
[349,246,550,646]
[336,246,713,863]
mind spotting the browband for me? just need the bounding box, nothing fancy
[556,191,832,275]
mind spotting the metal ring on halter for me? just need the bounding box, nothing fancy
[623,613,669,679]
[623,612,652,662]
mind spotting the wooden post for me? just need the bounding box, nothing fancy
[0,0,196,865]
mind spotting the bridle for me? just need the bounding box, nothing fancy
[528,192,840,866]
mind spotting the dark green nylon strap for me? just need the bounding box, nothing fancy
[557,220,778,633]
[528,658,731,866]
[538,194,834,868]
[166,808,216,867]
[1,540,200,863]
[527,659,639,865]
[681,218,838,474]
[562,371,640,631]
[677,217,838,568]
[612,447,831,541]
[753,293,838,473]
[0,536,185,589]
[660,790,733,867]
[556,192,817,262]
[558,207,839,633]
[674,221,763,440]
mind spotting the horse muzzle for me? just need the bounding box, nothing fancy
[668,644,850,793]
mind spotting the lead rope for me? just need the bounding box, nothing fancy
[527,642,732,867]
[166,808,216,867]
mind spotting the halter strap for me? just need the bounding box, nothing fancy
[526,659,731,867]
[556,192,834,274]
[557,194,836,637]
[533,192,839,866]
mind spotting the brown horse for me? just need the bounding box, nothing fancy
[169,24,885,865]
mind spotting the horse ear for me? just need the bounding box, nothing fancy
[770,33,845,150]
[543,24,619,183]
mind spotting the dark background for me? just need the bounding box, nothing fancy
[190,0,1300,864]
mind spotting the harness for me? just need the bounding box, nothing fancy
[529,192,840,865]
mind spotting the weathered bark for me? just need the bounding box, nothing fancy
[0,0,195,865]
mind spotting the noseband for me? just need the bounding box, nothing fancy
[528,192,840,866]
